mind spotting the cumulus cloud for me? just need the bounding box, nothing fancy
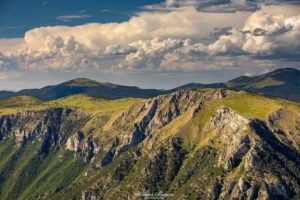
[0,38,27,52]
[117,37,222,71]
[99,44,137,55]
[143,0,260,13]
[119,38,186,69]
[22,7,251,51]
[0,10,299,74]
[116,11,300,70]
[242,12,300,57]
[0,35,98,71]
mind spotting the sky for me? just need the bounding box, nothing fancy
[0,0,300,90]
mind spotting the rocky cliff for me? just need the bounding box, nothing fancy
[0,89,299,199]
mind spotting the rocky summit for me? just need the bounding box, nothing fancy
[0,89,299,199]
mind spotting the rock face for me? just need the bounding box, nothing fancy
[208,107,300,200]
[0,90,300,200]
[91,90,202,170]
[0,108,90,152]
[202,89,244,100]
[66,131,84,151]
[209,106,253,171]
[66,131,99,162]
[81,95,300,200]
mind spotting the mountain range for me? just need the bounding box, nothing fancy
[0,68,300,199]
[1,68,300,102]
[0,89,299,199]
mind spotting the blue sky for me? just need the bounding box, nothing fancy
[0,0,300,90]
[0,0,162,38]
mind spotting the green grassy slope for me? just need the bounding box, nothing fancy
[66,89,300,199]
[0,94,140,116]
[0,90,299,199]
[0,94,140,199]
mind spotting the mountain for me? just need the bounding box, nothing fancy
[0,89,299,199]
[9,78,165,100]
[225,68,300,102]
[177,68,300,102]
[0,91,15,99]
[173,82,226,90]
[1,68,300,102]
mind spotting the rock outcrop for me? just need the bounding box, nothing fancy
[0,108,90,153]
[209,106,300,200]
[0,89,300,200]
[92,90,202,170]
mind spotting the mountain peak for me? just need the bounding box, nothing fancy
[63,78,116,88]
[262,68,300,78]
[72,78,95,82]
[271,68,299,73]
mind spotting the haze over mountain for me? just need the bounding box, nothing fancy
[1,68,300,103]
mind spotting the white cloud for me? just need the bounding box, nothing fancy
[119,38,185,69]
[0,35,95,71]
[115,11,300,70]
[0,9,299,74]
[241,11,300,56]
[0,38,27,52]
[41,1,48,6]
[44,36,64,52]
[23,7,251,51]
[100,44,137,55]
[56,14,91,22]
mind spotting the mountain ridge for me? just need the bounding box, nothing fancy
[0,89,299,199]
[1,67,300,102]
[6,78,164,101]
[174,68,300,102]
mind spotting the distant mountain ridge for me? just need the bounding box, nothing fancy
[174,68,300,102]
[1,68,300,102]
[0,91,15,99]
[0,78,164,100]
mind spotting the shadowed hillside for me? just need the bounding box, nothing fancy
[2,78,164,101]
